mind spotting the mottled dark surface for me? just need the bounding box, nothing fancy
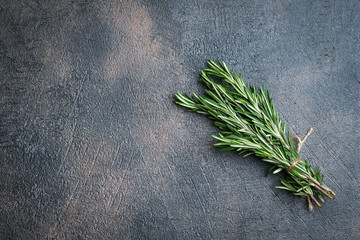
[1,0,359,239]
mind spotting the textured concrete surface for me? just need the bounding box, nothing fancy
[1,0,359,239]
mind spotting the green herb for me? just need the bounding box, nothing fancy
[174,60,335,210]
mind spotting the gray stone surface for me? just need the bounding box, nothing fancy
[1,0,359,239]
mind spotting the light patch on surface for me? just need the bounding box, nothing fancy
[100,1,162,83]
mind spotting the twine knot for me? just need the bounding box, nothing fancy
[286,128,313,172]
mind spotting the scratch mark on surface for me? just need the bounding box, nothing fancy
[110,143,121,168]
[57,122,77,176]
[164,157,187,204]
[190,178,206,214]
[107,188,128,228]
[48,142,89,236]
[106,168,128,211]
[70,74,87,115]
[199,164,216,201]
[105,144,123,211]
[107,141,133,212]
[190,178,215,238]
[82,143,102,188]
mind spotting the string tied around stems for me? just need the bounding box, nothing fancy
[287,128,316,210]
[286,128,313,173]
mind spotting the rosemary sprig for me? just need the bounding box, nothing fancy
[174,60,335,210]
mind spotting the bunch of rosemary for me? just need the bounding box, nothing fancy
[174,60,335,210]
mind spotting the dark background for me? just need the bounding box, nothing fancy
[1,0,359,239]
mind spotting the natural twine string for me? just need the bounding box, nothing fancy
[287,128,313,172]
